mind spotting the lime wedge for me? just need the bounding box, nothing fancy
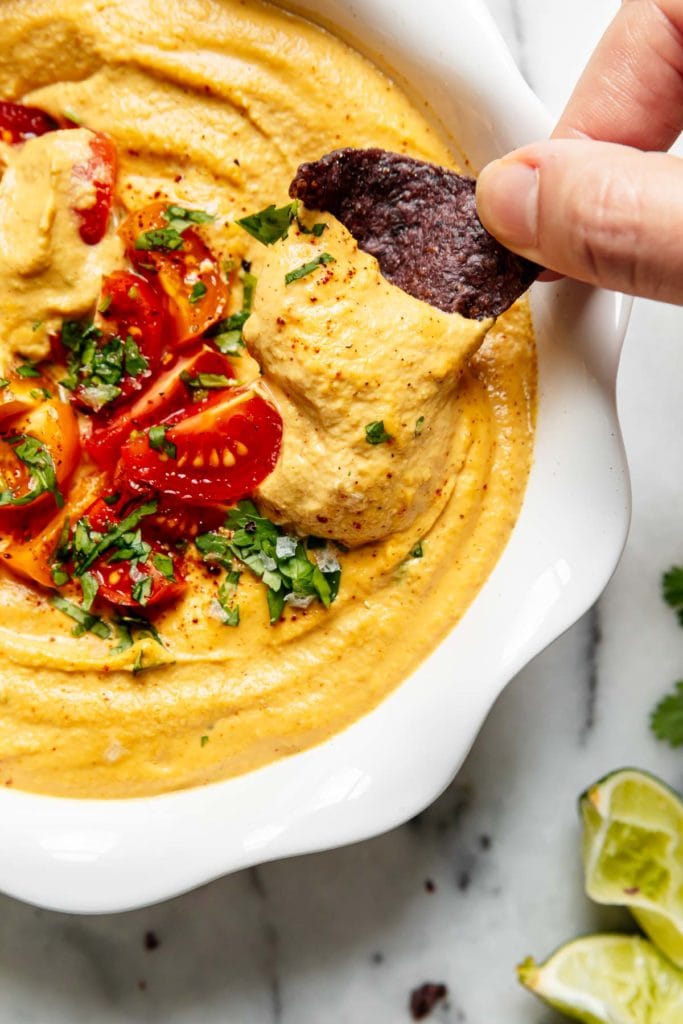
[518,934,683,1023]
[580,768,683,966]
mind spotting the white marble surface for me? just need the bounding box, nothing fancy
[2,1,683,1021]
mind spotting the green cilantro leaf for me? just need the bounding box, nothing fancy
[148,424,177,459]
[241,270,257,313]
[415,416,425,437]
[296,218,327,237]
[189,281,207,304]
[410,541,423,559]
[163,205,215,234]
[17,362,41,378]
[237,201,298,245]
[180,371,232,390]
[284,252,335,285]
[651,681,683,747]
[80,571,99,611]
[132,574,153,607]
[663,566,683,626]
[365,420,392,445]
[152,552,176,580]
[135,228,184,252]
[124,336,149,378]
[50,594,112,640]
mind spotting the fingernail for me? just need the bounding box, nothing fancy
[476,159,539,248]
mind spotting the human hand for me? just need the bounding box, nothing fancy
[476,0,683,302]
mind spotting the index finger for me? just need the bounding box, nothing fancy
[554,0,683,150]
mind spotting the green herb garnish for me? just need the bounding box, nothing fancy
[124,336,148,379]
[200,734,210,747]
[663,566,683,626]
[148,424,177,459]
[180,371,232,390]
[284,252,335,285]
[49,594,112,640]
[0,434,63,509]
[163,205,215,233]
[131,574,153,607]
[236,201,298,245]
[135,228,184,252]
[17,362,40,378]
[415,416,425,437]
[195,500,341,625]
[296,218,327,237]
[651,682,683,748]
[152,552,176,581]
[365,420,392,445]
[189,281,207,304]
[98,294,113,314]
[410,542,424,559]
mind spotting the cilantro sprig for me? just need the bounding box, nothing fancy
[195,500,341,625]
[650,565,683,747]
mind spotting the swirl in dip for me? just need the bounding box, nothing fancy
[0,0,536,797]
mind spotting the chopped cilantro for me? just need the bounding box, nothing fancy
[236,201,298,245]
[208,311,249,356]
[365,420,392,445]
[410,542,424,559]
[163,205,215,233]
[124,336,148,378]
[135,228,184,252]
[80,571,99,611]
[651,681,683,747]
[663,566,683,626]
[29,388,51,401]
[50,594,112,640]
[196,500,342,624]
[152,552,175,580]
[111,612,163,654]
[60,320,146,410]
[415,416,425,437]
[148,424,177,459]
[0,434,63,509]
[98,294,113,314]
[17,362,40,378]
[32,321,43,332]
[242,270,257,314]
[73,500,158,575]
[0,379,9,389]
[180,371,232,390]
[189,281,207,304]
[296,218,327,237]
[200,734,210,747]
[131,574,153,607]
[284,252,336,285]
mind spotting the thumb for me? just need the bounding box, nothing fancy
[476,138,683,303]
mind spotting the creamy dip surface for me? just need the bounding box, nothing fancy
[0,0,536,797]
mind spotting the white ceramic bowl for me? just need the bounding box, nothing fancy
[0,0,631,914]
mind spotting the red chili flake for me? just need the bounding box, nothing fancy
[409,982,448,1020]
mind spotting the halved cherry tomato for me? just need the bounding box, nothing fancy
[119,386,283,505]
[0,385,80,520]
[99,271,168,368]
[119,201,228,343]
[148,498,227,542]
[0,101,58,143]
[85,345,235,469]
[0,472,107,588]
[82,497,186,608]
[71,132,117,245]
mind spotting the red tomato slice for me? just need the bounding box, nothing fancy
[71,132,117,245]
[0,386,80,519]
[85,345,235,469]
[119,201,228,343]
[83,497,186,608]
[119,387,283,505]
[1,472,107,589]
[99,271,167,369]
[0,101,58,143]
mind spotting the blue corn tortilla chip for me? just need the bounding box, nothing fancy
[290,148,540,319]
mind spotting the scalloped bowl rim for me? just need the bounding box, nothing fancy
[0,0,631,914]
